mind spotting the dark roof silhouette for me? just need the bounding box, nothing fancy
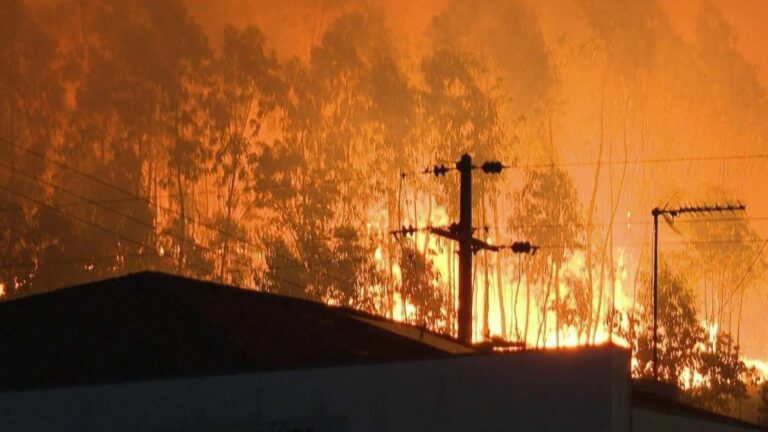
[0,272,455,391]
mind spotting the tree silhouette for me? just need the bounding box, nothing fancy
[758,382,768,426]
[621,264,755,416]
[205,24,283,285]
[512,166,583,346]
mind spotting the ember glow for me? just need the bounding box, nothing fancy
[2,0,768,420]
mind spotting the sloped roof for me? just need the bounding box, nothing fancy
[0,272,462,391]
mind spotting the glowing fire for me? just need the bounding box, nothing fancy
[377,196,636,350]
[746,359,768,383]
[2,0,766,411]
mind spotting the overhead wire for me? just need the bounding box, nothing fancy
[0,174,358,289]
[398,153,768,177]
[0,166,265,279]
[0,139,378,292]
[5,135,768,297]
[0,136,375,246]
[521,153,768,169]
[719,238,768,312]
[0,184,183,270]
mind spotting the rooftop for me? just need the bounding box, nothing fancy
[0,271,467,391]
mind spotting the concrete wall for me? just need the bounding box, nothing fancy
[0,347,631,432]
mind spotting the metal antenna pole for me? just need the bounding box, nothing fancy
[649,202,744,381]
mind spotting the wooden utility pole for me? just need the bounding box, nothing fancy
[457,154,474,343]
[394,154,537,345]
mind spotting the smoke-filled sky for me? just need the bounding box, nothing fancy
[186,0,768,87]
[182,0,768,360]
[5,0,768,369]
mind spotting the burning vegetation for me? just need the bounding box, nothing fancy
[2,0,768,422]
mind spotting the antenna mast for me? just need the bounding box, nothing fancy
[650,202,745,380]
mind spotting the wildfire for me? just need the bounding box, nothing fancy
[2,0,767,419]
[392,292,417,323]
[746,359,768,383]
[707,321,719,351]
[379,194,637,350]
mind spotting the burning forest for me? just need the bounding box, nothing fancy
[2,0,768,423]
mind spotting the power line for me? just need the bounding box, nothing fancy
[0,196,148,213]
[1,136,378,246]
[0,179,262,278]
[7,194,768,233]
[536,238,767,250]
[0,136,377,194]
[0,161,208,252]
[0,166,373,293]
[1,142,511,306]
[522,153,768,169]
[3,162,763,279]
[9,136,768,244]
[509,215,768,231]
[0,252,155,272]
[400,153,768,178]
[0,185,173,267]
[7,135,766,299]
[0,137,407,290]
[720,238,768,311]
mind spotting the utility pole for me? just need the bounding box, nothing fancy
[650,202,745,380]
[457,155,474,343]
[393,154,537,345]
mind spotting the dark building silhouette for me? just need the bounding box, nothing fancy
[0,272,762,431]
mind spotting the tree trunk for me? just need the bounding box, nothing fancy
[491,203,506,338]
[585,75,608,341]
[422,197,432,256]
[219,162,238,282]
[513,256,523,340]
[737,285,746,347]
[176,169,186,275]
[536,265,554,348]
[524,263,531,345]
[592,254,606,344]
[554,261,561,347]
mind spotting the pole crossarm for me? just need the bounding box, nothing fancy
[399,154,536,344]
[428,227,498,253]
[390,226,538,255]
[423,159,510,177]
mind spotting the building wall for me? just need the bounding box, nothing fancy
[0,347,631,432]
[633,408,764,432]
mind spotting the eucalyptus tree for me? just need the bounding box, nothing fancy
[759,382,768,426]
[256,10,410,314]
[0,0,68,295]
[671,201,766,353]
[623,263,754,416]
[204,24,283,285]
[512,165,584,346]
